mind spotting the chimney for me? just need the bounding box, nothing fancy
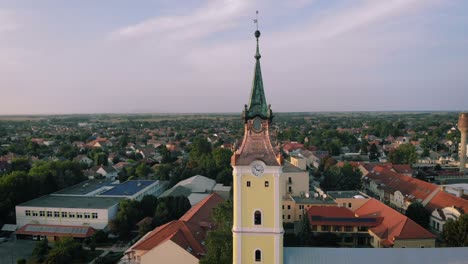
[458,188,464,197]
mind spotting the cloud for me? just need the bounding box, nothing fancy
[1,0,466,114]
[109,0,250,41]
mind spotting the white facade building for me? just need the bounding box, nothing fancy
[16,195,122,230]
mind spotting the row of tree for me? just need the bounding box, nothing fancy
[0,160,86,226]
[109,195,191,238]
[27,237,85,264]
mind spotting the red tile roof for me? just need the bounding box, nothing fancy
[391,164,413,174]
[307,206,382,227]
[16,224,95,238]
[366,168,437,203]
[282,142,304,152]
[128,193,224,259]
[180,193,224,226]
[335,161,363,168]
[130,220,206,257]
[425,191,468,214]
[354,199,435,246]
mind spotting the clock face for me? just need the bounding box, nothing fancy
[251,164,265,176]
[252,118,262,132]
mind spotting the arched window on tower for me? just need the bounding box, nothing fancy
[255,249,262,262]
[254,210,262,225]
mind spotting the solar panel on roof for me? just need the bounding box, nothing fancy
[24,225,89,235]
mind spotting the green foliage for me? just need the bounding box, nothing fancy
[138,195,159,217]
[189,137,212,160]
[388,143,418,165]
[56,144,78,160]
[43,236,84,264]
[135,162,152,178]
[109,195,191,238]
[297,211,313,246]
[320,163,362,191]
[369,143,379,161]
[30,239,50,263]
[200,200,233,264]
[185,137,233,186]
[16,259,27,264]
[405,202,430,228]
[153,196,191,226]
[0,160,84,223]
[109,199,141,238]
[92,230,108,244]
[94,152,108,166]
[11,157,31,172]
[442,214,468,247]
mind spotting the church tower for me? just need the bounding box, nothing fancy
[232,29,284,264]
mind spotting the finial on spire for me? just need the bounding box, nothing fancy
[254,10,260,39]
[253,11,261,60]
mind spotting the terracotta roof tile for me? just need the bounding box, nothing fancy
[354,199,435,246]
[425,191,468,213]
[180,192,225,225]
[366,168,437,202]
[307,206,381,227]
[128,193,225,259]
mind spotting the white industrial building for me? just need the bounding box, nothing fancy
[15,195,122,230]
[14,179,169,240]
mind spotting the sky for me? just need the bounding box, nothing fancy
[1,0,468,114]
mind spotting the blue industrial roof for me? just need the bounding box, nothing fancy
[99,180,156,196]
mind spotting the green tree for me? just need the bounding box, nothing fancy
[30,239,50,263]
[405,202,430,228]
[11,157,31,172]
[200,200,233,264]
[359,141,368,154]
[135,162,151,178]
[94,152,108,166]
[320,163,362,191]
[442,214,468,247]
[369,143,379,161]
[297,211,313,245]
[138,195,158,217]
[44,236,84,264]
[388,143,417,165]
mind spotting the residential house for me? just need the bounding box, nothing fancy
[86,137,112,149]
[73,155,93,167]
[307,206,380,247]
[363,168,438,212]
[124,193,224,264]
[354,199,436,248]
[425,190,468,234]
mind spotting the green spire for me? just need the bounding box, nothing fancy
[245,30,271,121]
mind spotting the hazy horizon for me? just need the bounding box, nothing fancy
[2,1,468,114]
